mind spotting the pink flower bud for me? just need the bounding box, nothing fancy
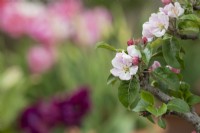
[161,0,171,5]
[142,37,148,45]
[27,46,55,74]
[166,66,180,74]
[149,61,161,71]
[127,39,134,46]
[191,131,196,133]
[132,56,139,65]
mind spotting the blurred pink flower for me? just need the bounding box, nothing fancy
[27,46,55,74]
[0,2,26,37]
[73,8,112,46]
[26,16,55,46]
[161,0,171,5]
[47,0,82,19]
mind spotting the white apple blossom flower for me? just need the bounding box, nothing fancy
[142,12,169,41]
[159,2,184,18]
[110,52,138,80]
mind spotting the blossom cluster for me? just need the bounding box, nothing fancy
[20,87,91,133]
[110,1,184,81]
[0,0,112,74]
[142,2,184,42]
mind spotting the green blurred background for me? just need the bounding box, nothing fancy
[0,0,200,133]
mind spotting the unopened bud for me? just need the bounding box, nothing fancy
[149,61,161,72]
[132,56,139,65]
[127,39,134,46]
[166,66,180,74]
[161,0,171,5]
[142,37,148,45]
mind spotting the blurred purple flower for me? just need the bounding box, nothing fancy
[20,87,91,133]
[59,87,91,126]
[20,105,50,133]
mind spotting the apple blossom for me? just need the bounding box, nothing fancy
[110,52,138,80]
[159,2,184,18]
[142,13,169,41]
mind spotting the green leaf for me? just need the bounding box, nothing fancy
[146,104,167,117]
[146,106,157,116]
[141,46,152,65]
[146,115,155,124]
[118,77,140,109]
[180,14,200,24]
[96,42,117,52]
[187,95,200,106]
[107,74,118,85]
[162,38,181,68]
[158,117,166,129]
[180,81,192,100]
[132,99,149,112]
[157,104,168,116]
[149,38,165,52]
[152,67,180,91]
[167,98,190,113]
[141,91,154,105]
[178,21,199,35]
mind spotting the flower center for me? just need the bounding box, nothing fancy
[123,66,130,73]
[158,23,165,30]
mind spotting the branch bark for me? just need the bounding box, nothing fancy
[140,73,200,133]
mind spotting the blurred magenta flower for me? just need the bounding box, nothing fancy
[59,87,91,126]
[20,106,50,133]
[27,46,55,74]
[20,87,91,133]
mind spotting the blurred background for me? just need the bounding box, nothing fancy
[0,0,199,133]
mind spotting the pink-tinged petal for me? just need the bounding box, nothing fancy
[110,68,121,77]
[129,66,138,75]
[119,72,131,81]
[122,53,132,67]
[111,53,123,69]
[127,45,141,58]
[160,2,184,18]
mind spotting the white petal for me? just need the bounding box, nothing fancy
[111,53,123,69]
[127,45,141,58]
[129,66,138,75]
[122,53,132,66]
[119,72,131,80]
[110,68,121,77]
